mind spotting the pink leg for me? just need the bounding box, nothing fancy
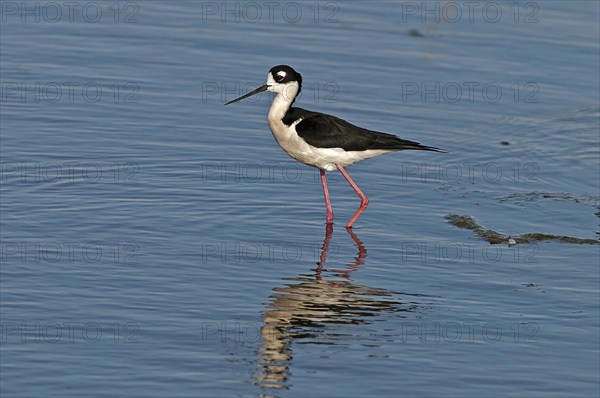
[320,169,334,224]
[336,165,369,229]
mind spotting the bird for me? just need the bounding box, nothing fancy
[225,65,443,228]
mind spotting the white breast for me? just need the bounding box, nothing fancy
[266,91,392,171]
[268,114,391,171]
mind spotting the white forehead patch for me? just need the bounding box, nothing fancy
[267,70,288,85]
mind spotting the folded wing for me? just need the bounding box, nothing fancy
[292,109,443,152]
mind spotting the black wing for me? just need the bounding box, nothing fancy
[290,108,443,152]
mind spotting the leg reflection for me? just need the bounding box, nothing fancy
[256,225,409,391]
[317,223,367,280]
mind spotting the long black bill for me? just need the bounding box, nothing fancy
[224,84,268,105]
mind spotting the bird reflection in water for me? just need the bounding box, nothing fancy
[255,224,418,390]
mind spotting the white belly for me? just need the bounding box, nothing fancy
[268,117,392,171]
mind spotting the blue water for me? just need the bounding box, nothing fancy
[1,1,599,397]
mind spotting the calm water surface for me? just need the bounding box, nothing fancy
[1,1,599,397]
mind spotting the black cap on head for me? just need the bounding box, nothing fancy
[269,65,302,93]
[225,65,303,106]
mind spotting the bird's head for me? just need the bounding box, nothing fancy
[225,65,302,105]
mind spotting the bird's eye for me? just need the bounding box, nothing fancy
[275,72,286,82]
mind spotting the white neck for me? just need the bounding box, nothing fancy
[267,83,299,121]
[267,83,300,145]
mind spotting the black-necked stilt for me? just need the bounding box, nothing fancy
[225,65,443,228]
